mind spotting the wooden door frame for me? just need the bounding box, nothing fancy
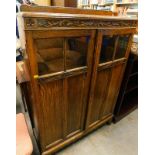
[26,29,96,150]
[85,28,135,128]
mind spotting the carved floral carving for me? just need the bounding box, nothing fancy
[24,18,137,30]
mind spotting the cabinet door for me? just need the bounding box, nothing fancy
[86,30,133,128]
[27,30,95,150]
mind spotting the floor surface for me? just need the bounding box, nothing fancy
[56,110,138,155]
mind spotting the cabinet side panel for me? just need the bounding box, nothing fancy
[38,80,64,147]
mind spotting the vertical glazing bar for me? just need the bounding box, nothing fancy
[63,38,67,71]
[112,35,119,61]
[125,34,134,58]
[63,38,68,137]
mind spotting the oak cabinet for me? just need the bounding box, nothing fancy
[18,5,137,155]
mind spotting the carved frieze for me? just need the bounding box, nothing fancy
[24,17,137,30]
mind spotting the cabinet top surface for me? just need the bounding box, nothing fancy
[19,12,137,21]
[19,5,137,21]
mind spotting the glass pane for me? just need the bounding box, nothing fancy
[99,35,116,63]
[35,38,64,75]
[66,37,89,70]
[115,35,129,59]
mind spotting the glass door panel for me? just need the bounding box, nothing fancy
[35,36,90,76]
[99,35,117,64]
[114,35,130,59]
[66,37,90,70]
[35,38,64,75]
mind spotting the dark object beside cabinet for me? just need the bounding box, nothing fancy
[113,50,138,123]
[17,5,137,155]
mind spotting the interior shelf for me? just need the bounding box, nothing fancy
[125,75,138,94]
[119,95,138,120]
[130,72,138,77]
[119,89,138,116]
[131,59,138,74]
[116,2,138,5]
[98,3,114,7]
